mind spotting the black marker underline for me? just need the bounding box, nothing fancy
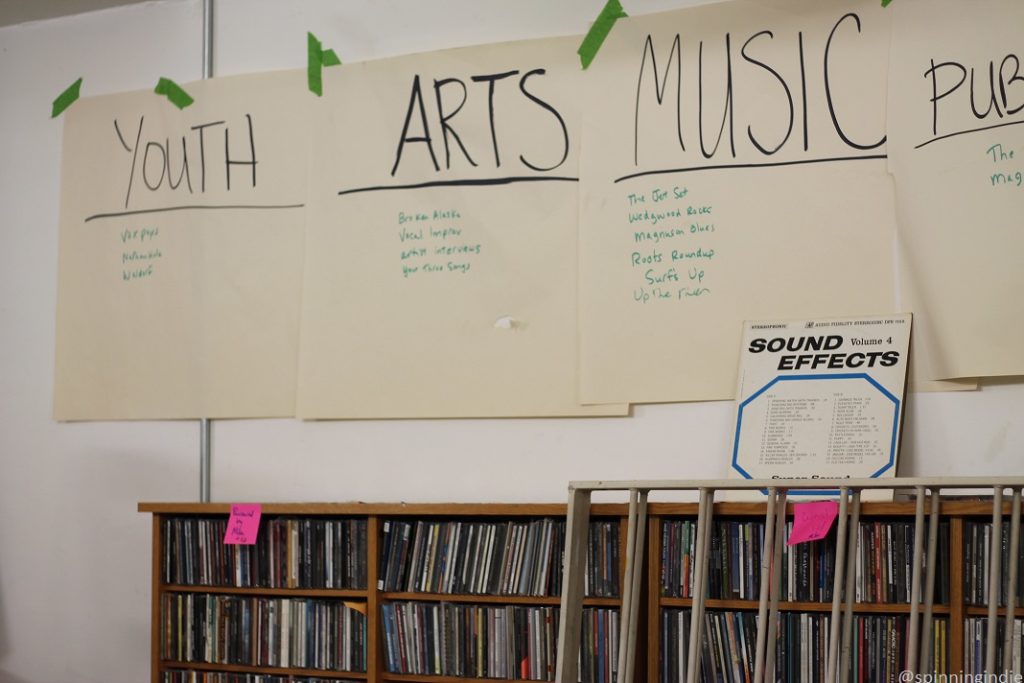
[614,154,887,183]
[84,203,306,223]
[914,119,1024,150]
[337,175,579,196]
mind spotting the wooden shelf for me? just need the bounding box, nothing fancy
[657,597,952,614]
[646,500,1024,517]
[159,660,369,679]
[381,591,619,606]
[381,675,540,683]
[144,499,1013,683]
[162,584,368,599]
[964,604,1024,616]
[145,503,631,683]
[140,501,628,517]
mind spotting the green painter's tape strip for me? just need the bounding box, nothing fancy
[308,32,324,96]
[51,77,83,118]
[322,48,342,67]
[308,32,343,96]
[578,0,628,70]
[154,77,194,109]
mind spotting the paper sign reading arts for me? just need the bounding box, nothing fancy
[297,37,627,418]
[224,504,262,545]
[730,315,911,496]
[787,501,839,546]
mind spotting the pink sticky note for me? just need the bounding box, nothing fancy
[787,501,839,546]
[224,503,262,545]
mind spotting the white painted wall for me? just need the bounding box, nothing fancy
[0,1,1021,681]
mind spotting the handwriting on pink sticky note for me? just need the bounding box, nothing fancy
[787,501,839,546]
[224,504,261,545]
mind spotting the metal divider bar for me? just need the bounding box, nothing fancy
[920,488,941,676]
[762,489,788,681]
[907,486,927,674]
[686,488,714,683]
[616,489,639,683]
[826,487,850,683]
[556,486,592,683]
[752,488,778,683]
[1003,488,1022,673]
[624,492,648,683]
[986,486,1004,673]
[840,490,862,683]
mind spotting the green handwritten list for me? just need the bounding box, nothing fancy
[397,209,480,278]
[625,185,715,303]
[120,226,163,283]
[987,143,1023,189]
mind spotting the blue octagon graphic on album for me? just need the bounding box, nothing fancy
[731,373,900,496]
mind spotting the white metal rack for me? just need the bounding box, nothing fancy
[555,477,1024,683]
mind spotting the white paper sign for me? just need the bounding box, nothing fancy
[577,0,898,405]
[888,0,1024,382]
[297,38,627,418]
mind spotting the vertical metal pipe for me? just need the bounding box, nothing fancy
[203,0,214,79]
[616,489,639,683]
[840,491,861,683]
[624,491,648,683]
[827,488,850,683]
[920,489,941,676]
[686,488,713,683]
[763,490,788,681]
[199,419,211,502]
[987,487,1004,673]
[1003,488,1021,673]
[907,485,927,674]
[753,488,778,683]
[198,0,214,504]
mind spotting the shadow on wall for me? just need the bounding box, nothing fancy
[0,671,36,683]
[0,564,6,660]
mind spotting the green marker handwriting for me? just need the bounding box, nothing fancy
[987,143,1022,188]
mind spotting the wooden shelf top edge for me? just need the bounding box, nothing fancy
[139,502,627,516]
[964,605,1024,616]
[658,597,952,614]
[141,500,1022,517]
[162,584,368,598]
[647,500,1024,516]
[381,674,547,683]
[380,592,619,606]
[159,660,368,678]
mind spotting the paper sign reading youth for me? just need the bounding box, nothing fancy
[224,504,262,545]
[54,70,309,420]
[787,501,839,546]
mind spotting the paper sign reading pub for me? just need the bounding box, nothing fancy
[730,315,911,497]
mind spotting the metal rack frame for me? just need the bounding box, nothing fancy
[555,477,1024,683]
